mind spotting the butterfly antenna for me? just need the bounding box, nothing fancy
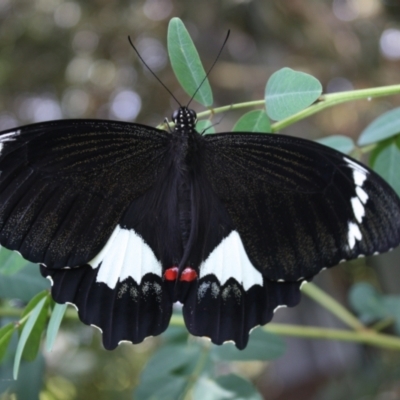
[128,36,182,107]
[187,30,230,108]
[199,114,226,135]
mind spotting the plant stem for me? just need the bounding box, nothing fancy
[170,311,400,351]
[264,323,400,350]
[371,317,395,332]
[0,304,78,320]
[301,282,365,331]
[197,100,265,119]
[272,84,400,132]
[194,83,400,134]
[2,305,400,351]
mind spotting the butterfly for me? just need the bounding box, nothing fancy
[0,104,399,350]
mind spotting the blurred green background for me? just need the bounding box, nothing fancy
[1,0,400,399]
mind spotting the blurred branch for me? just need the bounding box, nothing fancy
[301,282,366,331]
[264,323,400,351]
[2,302,400,351]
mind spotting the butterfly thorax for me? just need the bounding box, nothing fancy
[171,107,199,162]
[171,106,197,136]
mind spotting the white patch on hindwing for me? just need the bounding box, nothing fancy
[343,157,370,249]
[89,225,162,289]
[199,230,263,291]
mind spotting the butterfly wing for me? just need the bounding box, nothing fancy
[40,192,176,349]
[0,120,169,267]
[202,132,400,282]
[180,131,400,349]
[175,146,302,349]
[0,120,176,349]
[41,149,200,349]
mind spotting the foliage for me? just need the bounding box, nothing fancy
[1,16,400,400]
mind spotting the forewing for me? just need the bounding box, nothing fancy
[0,119,170,268]
[204,132,400,281]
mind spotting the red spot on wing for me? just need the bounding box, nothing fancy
[164,266,178,281]
[180,267,198,282]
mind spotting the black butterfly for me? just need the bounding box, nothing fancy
[0,106,399,350]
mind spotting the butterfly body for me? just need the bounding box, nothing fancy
[0,106,399,349]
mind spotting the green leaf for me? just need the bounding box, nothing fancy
[135,375,187,400]
[168,17,213,107]
[196,119,215,135]
[370,139,400,196]
[136,343,207,399]
[13,297,47,379]
[232,110,271,133]
[316,135,355,154]
[0,350,45,398]
[382,296,400,334]
[161,325,189,344]
[348,283,387,323]
[265,67,322,121]
[140,344,202,383]
[22,298,50,361]
[20,291,49,327]
[349,283,400,334]
[193,376,235,400]
[0,323,14,362]
[192,374,263,400]
[46,303,67,352]
[358,107,400,146]
[19,291,50,361]
[0,247,31,275]
[0,264,50,301]
[13,353,45,400]
[216,374,263,400]
[212,328,285,361]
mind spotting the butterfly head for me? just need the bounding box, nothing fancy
[172,107,197,132]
